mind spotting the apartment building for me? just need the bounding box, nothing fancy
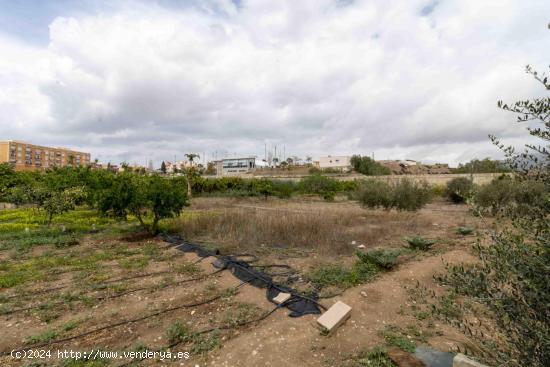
[0,140,91,171]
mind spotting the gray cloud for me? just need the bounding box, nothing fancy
[0,0,548,167]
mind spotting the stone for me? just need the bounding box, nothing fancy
[316,301,351,333]
[388,348,426,367]
[414,346,454,367]
[273,292,291,304]
[453,354,488,367]
[357,244,366,249]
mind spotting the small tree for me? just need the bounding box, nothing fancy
[129,175,189,234]
[160,161,167,174]
[440,64,550,366]
[43,187,86,225]
[446,177,474,203]
[350,155,390,175]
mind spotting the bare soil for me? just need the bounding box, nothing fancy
[0,197,488,366]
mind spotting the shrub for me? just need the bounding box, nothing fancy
[405,236,435,251]
[475,176,548,215]
[271,180,296,198]
[350,155,391,175]
[356,248,402,269]
[446,177,474,203]
[392,179,432,211]
[298,174,340,200]
[356,180,393,208]
[356,179,432,211]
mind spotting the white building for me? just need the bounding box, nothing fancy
[317,155,352,171]
[216,157,256,176]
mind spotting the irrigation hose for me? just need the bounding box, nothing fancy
[2,269,224,315]
[1,277,248,357]
[117,303,281,367]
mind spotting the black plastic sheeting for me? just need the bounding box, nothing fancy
[163,234,322,317]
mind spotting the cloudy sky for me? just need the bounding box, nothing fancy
[0,0,548,167]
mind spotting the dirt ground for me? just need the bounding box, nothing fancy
[0,197,488,366]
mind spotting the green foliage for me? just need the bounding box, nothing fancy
[98,174,189,234]
[355,346,397,367]
[298,174,340,199]
[166,321,191,344]
[405,236,435,251]
[440,65,550,366]
[356,179,432,211]
[42,187,86,225]
[446,177,474,203]
[356,248,403,269]
[350,155,391,176]
[475,176,548,215]
[309,249,403,290]
[54,235,80,248]
[456,226,474,236]
[308,260,379,290]
[24,329,58,344]
[382,330,416,353]
[455,158,511,173]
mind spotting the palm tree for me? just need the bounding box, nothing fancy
[183,153,200,197]
[185,153,200,165]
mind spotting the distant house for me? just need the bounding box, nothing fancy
[216,157,256,176]
[317,155,351,171]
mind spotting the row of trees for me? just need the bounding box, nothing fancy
[0,165,188,234]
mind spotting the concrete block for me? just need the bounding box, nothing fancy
[453,354,488,367]
[273,292,291,304]
[316,301,351,332]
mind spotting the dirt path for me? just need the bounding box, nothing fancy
[203,248,477,367]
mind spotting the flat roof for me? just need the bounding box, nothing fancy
[1,140,90,154]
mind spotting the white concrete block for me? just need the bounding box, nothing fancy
[316,301,352,332]
[273,292,291,304]
[453,354,488,367]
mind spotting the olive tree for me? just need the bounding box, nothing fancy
[440,64,550,366]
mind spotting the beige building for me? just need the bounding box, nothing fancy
[317,155,352,171]
[0,140,91,171]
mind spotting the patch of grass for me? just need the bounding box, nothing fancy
[54,235,80,248]
[405,236,436,251]
[118,256,149,270]
[356,346,397,367]
[175,262,202,276]
[191,329,222,355]
[456,226,475,236]
[380,326,416,353]
[308,259,379,290]
[168,205,417,255]
[166,321,191,344]
[59,358,108,367]
[24,329,58,344]
[433,292,462,320]
[224,302,262,327]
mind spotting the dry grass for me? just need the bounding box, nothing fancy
[167,198,434,255]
